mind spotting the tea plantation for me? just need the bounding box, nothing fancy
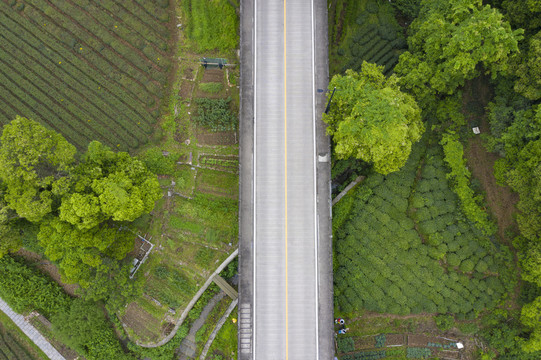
[334,137,516,317]
[0,0,174,151]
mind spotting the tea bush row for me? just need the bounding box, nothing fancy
[334,141,515,317]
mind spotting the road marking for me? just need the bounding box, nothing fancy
[252,0,257,358]
[311,0,320,358]
[283,0,288,358]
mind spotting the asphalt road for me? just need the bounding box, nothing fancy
[253,0,319,358]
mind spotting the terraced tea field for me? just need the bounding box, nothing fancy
[0,0,175,151]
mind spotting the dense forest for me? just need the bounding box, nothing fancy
[328,0,541,358]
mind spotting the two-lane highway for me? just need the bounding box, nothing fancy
[238,0,333,358]
[253,0,318,358]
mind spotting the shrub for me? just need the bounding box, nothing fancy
[459,259,475,273]
[194,97,237,132]
[435,314,455,331]
[337,337,355,353]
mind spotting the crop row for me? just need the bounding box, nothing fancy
[74,0,169,53]
[0,35,142,149]
[26,0,167,86]
[66,0,172,70]
[0,68,90,149]
[134,0,171,23]
[0,62,115,149]
[0,25,152,139]
[0,24,151,146]
[32,0,168,78]
[0,332,34,360]
[22,2,162,102]
[100,0,170,39]
[21,6,159,106]
[341,350,386,360]
[0,3,156,128]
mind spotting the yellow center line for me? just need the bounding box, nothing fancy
[283,0,288,358]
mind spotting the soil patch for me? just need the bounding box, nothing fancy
[179,81,194,99]
[386,334,406,346]
[465,129,519,241]
[196,128,237,146]
[202,69,224,83]
[335,3,347,45]
[122,302,162,342]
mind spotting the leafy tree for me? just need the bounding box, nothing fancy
[389,0,422,19]
[323,62,424,175]
[0,186,22,257]
[514,30,541,100]
[521,296,541,352]
[395,0,523,116]
[37,218,135,287]
[499,0,541,31]
[520,242,541,288]
[0,116,76,222]
[59,141,162,230]
[441,131,496,235]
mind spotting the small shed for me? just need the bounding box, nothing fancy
[200,57,227,69]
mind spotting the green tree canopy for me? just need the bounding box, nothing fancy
[395,0,523,114]
[0,117,161,306]
[59,141,161,230]
[0,116,76,222]
[323,63,424,175]
[514,30,541,100]
[520,296,541,352]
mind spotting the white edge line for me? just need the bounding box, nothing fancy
[311,0,319,358]
[252,0,257,358]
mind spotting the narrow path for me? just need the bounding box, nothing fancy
[178,291,226,360]
[200,299,238,360]
[132,249,238,347]
[0,297,66,360]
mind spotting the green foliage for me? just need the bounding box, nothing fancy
[0,119,161,305]
[219,257,238,279]
[140,148,178,176]
[389,0,421,19]
[323,63,424,175]
[406,347,431,358]
[0,116,76,222]
[181,0,239,52]
[440,131,496,235]
[334,140,514,316]
[199,82,223,94]
[0,1,172,151]
[337,0,407,75]
[52,298,133,360]
[194,97,237,132]
[434,314,455,331]
[395,0,522,116]
[0,255,70,317]
[342,350,386,360]
[514,31,541,101]
[338,337,355,353]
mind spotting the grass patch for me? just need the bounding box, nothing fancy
[197,168,239,197]
[199,82,224,94]
[181,0,239,53]
[208,308,238,359]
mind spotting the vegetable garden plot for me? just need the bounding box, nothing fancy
[121,301,163,343]
[0,0,175,151]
